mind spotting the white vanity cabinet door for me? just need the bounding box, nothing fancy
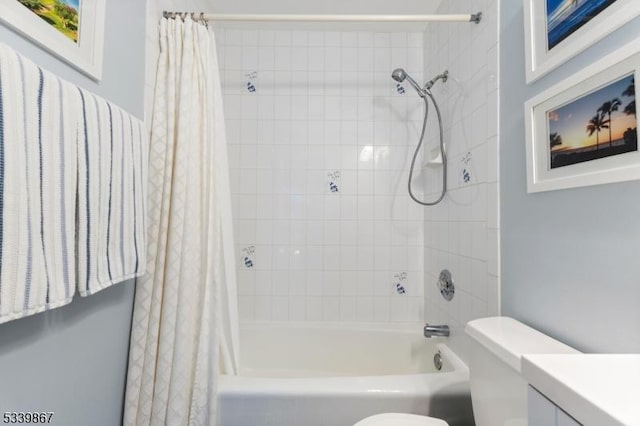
[528,386,558,426]
[528,386,583,426]
[557,409,581,426]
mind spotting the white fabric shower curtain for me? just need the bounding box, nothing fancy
[124,17,239,426]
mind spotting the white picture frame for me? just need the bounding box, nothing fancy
[525,38,640,193]
[0,0,106,80]
[523,0,640,84]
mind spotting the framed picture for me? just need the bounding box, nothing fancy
[525,38,640,193]
[523,0,640,83]
[0,0,106,80]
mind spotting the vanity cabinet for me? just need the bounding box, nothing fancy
[528,386,581,426]
[523,354,640,426]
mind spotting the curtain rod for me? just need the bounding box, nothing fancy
[162,11,483,24]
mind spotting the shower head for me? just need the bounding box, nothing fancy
[391,68,426,98]
[391,68,407,83]
[392,68,450,97]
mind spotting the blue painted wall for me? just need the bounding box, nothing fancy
[0,0,146,424]
[500,2,640,352]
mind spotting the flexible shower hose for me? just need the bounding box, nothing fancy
[407,91,447,206]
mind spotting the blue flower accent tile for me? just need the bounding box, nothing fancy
[394,272,408,295]
[244,71,257,93]
[460,151,474,185]
[241,246,255,269]
[327,170,341,194]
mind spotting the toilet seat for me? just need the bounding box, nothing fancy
[353,413,449,426]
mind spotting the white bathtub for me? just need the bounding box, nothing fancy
[218,323,474,426]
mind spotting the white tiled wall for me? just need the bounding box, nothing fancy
[145,1,500,330]
[217,29,427,322]
[421,0,500,359]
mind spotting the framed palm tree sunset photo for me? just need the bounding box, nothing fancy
[548,74,636,170]
[525,38,640,193]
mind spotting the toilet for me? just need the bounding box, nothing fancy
[354,317,579,426]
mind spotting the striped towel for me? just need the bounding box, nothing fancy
[76,90,147,296]
[0,41,148,323]
[0,44,79,324]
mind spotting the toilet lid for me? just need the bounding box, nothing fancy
[353,413,449,426]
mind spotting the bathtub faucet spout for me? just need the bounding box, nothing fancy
[423,324,450,338]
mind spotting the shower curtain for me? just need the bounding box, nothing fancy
[124,16,239,426]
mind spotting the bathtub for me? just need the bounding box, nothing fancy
[218,322,474,426]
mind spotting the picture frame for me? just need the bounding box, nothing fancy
[0,0,106,80]
[525,38,640,193]
[523,0,640,84]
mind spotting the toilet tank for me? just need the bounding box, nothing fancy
[464,317,579,426]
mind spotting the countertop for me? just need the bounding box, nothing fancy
[522,354,640,426]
